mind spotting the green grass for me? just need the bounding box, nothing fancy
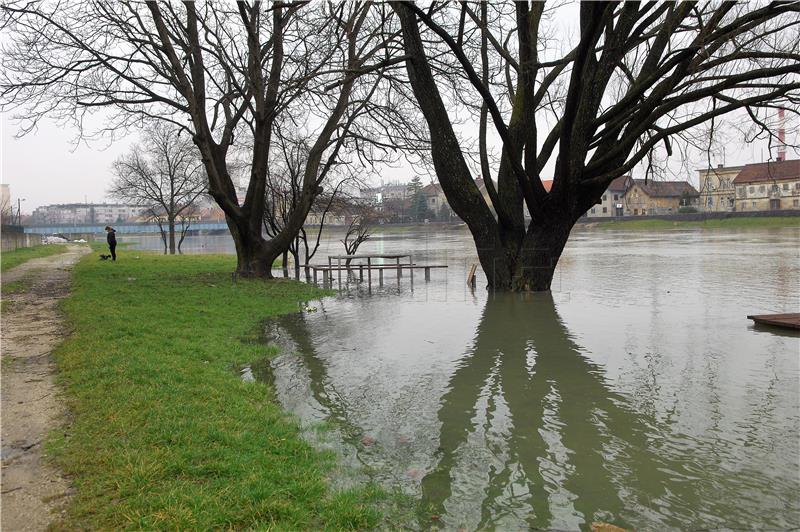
[588,215,800,230]
[51,253,386,530]
[1,244,68,272]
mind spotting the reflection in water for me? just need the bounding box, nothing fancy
[255,293,799,530]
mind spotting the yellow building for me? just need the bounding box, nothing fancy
[623,179,699,216]
[733,159,800,211]
[698,164,744,212]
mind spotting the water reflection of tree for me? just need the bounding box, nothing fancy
[261,295,790,530]
[417,292,696,529]
[257,315,372,457]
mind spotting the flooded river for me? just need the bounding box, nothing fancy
[134,226,799,529]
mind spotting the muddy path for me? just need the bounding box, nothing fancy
[1,244,89,531]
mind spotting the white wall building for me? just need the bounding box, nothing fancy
[31,203,146,225]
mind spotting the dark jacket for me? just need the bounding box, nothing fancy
[107,230,117,245]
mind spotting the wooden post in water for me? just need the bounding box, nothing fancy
[367,257,372,290]
[467,263,478,288]
[379,268,384,286]
[337,256,342,290]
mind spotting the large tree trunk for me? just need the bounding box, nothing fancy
[168,217,176,255]
[471,216,574,292]
[226,214,275,278]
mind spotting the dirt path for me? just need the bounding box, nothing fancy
[1,244,89,531]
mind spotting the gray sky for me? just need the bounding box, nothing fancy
[1,1,795,213]
[1,112,133,210]
[3,108,789,213]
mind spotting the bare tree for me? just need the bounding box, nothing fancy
[1,2,413,277]
[391,1,800,291]
[341,207,375,267]
[0,194,13,225]
[262,132,364,280]
[109,123,206,254]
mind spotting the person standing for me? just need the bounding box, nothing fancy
[105,226,117,261]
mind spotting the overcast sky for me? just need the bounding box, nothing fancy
[1,1,795,213]
[3,108,789,213]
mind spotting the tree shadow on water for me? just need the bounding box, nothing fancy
[260,295,710,530]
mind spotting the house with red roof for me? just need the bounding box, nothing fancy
[733,159,800,211]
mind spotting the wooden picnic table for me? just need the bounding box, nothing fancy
[327,253,412,288]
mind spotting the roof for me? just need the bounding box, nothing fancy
[732,159,800,184]
[422,183,443,196]
[631,179,699,198]
[607,175,632,192]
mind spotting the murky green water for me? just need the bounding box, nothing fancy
[244,227,799,530]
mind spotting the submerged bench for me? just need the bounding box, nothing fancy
[303,263,448,283]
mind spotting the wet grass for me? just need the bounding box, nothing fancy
[588,216,800,230]
[50,252,387,530]
[1,244,68,272]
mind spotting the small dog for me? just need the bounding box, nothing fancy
[99,254,112,261]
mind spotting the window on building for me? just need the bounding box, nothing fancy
[602,195,607,201]
[759,185,765,192]
[752,201,757,207]
[749,186,755,193]
[772,184,780,193]
[613,194,619,201]
[782,183,789,190]
[590,208,596,214]
[602,207,607,213]
[737,187,744,197]
[794,199,799,207]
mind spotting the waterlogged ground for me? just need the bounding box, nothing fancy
[233,227,799,530]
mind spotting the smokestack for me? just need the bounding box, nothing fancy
[777,108,786,162]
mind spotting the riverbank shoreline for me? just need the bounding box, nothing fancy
[43,252,387,529]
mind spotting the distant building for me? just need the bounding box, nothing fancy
[421,183,448,218]
[733,159,800,211]
[698,164,744,212]
[31,203,146,225]
[587,175,632,217]
[623,180,699,216]
[359,181,411,208]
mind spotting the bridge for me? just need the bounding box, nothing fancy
[23,221,230,235]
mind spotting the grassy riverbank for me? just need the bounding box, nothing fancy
[1,244,67,272]
[586,215,800,230]
[51,253,384,529]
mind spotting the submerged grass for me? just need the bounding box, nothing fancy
[51,252,385,530]
[588,215,800,230]
[1,243,68,272]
